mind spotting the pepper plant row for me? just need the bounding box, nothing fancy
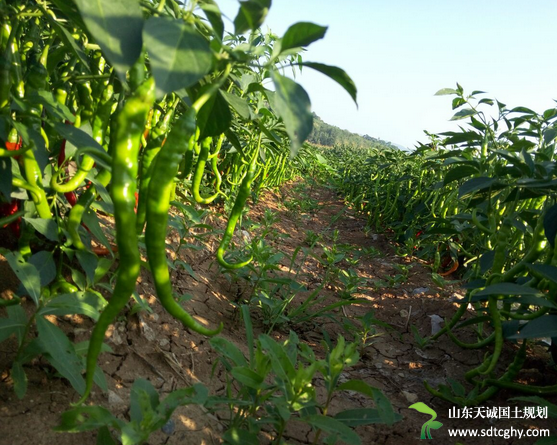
[0,0,357,406]
[323,86,557,405]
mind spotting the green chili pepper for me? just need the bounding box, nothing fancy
[192,136,221,204]
[145,109,223,336]
[136,99,178,234]
[217,150,258,269]
[77,77,155,405]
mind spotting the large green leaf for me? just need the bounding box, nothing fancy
[458,176,497,199]
[5,252,41,305]
[258,334,295,381]
[74,0,143,80]
[23,218,59,242]
[443,165,479,185]
[28,251,56,287]
[302,62,357,105]
[281,22,328,52]
[233,0,271,35]
[508,315,557,339]
[0,317,26,343]
[196,91,232,138]
[39,291,107,320]
[337,379,396,424]
[200,1,224,42]
[472,283,543,301]
[36,316,86,394]
[54,406,123,432]
[220,90,251,120]
[11,361,28,399]
[143,17,213,98]
[270,71,312,157]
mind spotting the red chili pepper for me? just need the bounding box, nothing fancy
[0,200,21,237]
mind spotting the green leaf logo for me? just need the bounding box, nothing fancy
[409,402,443,439]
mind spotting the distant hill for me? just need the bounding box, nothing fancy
[307,114,399,150]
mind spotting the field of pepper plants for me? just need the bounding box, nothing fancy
[1,0,556,444]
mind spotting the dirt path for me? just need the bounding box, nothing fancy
[1,180,555,445]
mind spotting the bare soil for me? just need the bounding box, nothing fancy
[1,181,556,445]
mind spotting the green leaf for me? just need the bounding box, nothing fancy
[96,426,117,445]
[233,0,271,35]
[36,316,86,394]
[83,209,113,251]
[543,128,557,144]
[303,415,361,445]
[54,406,122,432]
[39,291,107,320]
[458,177,497,199]
[526,264,557,285]
[5,251,41,305]
[435,88,458,96]
[130,378,159,423]
[47,18,91,72]
[281,22,328,51]
[94,258,114,284]
[429,420,443,429]
[210,337,248,368]
[0,317,26,343]
[74,340,113,356]
[76,250,98,286]
[450,108,477,121]
[508,315,557,339]
[302,62,357,105]
[200,2,224,41]
[52,122,106,160]
[7,305,28,346]
[231,366,264,389]
[472,283,543,301]
[259,334,295,380]
[143,17,213,98]
[11,361,28,399]
[23,218,59,242]
[337,379,396,424]
[33,91,75,123]
[270,71,312,157]
[196,90,232,138]
[240,305,254,363]
[220,90,251,120]
[443,165,479,185]
[74,0,144,80]
[28,251,56,287]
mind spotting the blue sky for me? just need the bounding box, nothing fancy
[218,1,557,148]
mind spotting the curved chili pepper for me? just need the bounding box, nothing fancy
[77,78,155,405]
[67,168,111,250]
[145,109,223,336]
[192,137,221,204]
[216,151,258,269]
[136,100,178,234]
